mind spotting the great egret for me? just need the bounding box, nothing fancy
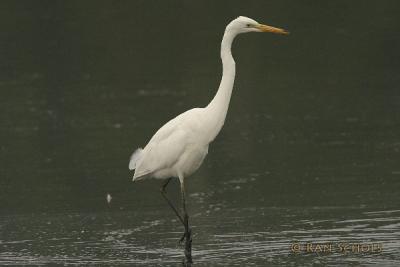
[129,16,288,262]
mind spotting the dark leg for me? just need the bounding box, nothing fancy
[180,177,192,263]
[160,178,185,226]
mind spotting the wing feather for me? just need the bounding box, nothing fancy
[134,129,187,179]
[132,108,203,181]
[129,148,143,170]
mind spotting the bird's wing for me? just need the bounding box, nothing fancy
[146,112,186,144]
[133,108,203,179]
[131,114,183,176]
[134,128,188,178]
[129,116,179,172]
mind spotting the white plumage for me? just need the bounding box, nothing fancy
[131,108,210,182]
[129,16,289,183]
[129,148,142,171]
[128,16,288,262]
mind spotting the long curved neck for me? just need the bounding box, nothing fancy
[205,29,237,141]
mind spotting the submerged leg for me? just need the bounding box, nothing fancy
[160,178,184,225]
[180,176,192,263]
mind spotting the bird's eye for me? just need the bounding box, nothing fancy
[246,24,251,27]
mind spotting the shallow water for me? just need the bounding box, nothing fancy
[1,206,400,265]
[1,1,400,266]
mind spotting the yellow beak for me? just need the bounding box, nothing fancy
[255,24,289,35]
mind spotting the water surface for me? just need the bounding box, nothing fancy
[1,0,400,265]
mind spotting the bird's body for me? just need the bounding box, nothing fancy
[128,16,288,263]
[131,107,210,182]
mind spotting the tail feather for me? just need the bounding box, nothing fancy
[129,148,143,170]
[132,171,150,182]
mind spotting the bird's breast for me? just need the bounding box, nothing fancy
[174,144,209,178]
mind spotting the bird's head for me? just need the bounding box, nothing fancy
[226,16,289,35]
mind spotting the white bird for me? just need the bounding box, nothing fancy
[129,16,288,262]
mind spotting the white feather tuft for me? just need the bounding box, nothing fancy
[129,148,143,170]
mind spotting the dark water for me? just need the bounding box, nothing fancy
[1,1,400,265]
